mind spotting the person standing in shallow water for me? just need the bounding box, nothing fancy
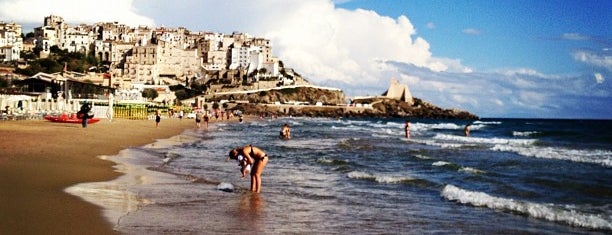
[228,145,269,193]
[464,124,471,137]
[195,111,203,128]
[404,120,411,139]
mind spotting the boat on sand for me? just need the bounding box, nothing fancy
[44,113,100,124]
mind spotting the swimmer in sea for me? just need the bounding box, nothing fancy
[280,123,291,139]
[228,145,269,193]
[464,124,471,137]
[404,120,411,139]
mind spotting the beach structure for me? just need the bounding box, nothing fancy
[351,78,414,106]
[381,78,413,105]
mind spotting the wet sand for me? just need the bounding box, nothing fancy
[0,118,198,234]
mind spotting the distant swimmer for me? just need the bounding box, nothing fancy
[228,145,269,193]
[404,120,411,139]
[464,124,471,137]
[280,123,291,139]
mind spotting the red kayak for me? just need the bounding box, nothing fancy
[44,114,100,124]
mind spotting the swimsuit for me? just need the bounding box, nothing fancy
[250,145,267,160]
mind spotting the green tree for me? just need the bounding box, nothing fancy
[142,88,159,100]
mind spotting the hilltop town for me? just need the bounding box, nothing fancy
[0,15,477,120]
[1,15,311,99]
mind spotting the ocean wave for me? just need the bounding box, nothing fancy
[161,152,181,166]
[473,121,502,125]
[441,185,612,230]
[512,131,540,137]
[432,161,452,167]
[347,171,415,184]
[414,154,432,160]
[415,139,472,149]
[419,122,463,131]
[317,157,349,165]
[331,125,362,131]
[458,167,487,174]
[432,161,485,174]
[491,145,612,167]
[433,133,537,146]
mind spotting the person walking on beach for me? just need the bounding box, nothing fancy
[155,109,161,128]
[404,120,411,139]
[228,145,269,193]
[79,101,92,128]
[280,123,291,139]
[195,111,203,128]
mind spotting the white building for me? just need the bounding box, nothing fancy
[0,24,22,61]
[60,28,92,53]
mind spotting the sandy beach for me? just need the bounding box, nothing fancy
[0,117,198,234]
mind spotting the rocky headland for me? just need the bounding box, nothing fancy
[216,86,479,120]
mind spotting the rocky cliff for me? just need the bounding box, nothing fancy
[218,87,478,120]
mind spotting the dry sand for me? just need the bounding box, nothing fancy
[0,117,198,234]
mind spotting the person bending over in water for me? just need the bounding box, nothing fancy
[228,145,269,193]
[280,123,291,139]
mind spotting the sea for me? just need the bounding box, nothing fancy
[66,117,612,234]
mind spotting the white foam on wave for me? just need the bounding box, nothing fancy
[473,120,502,125]
[331,125,361,132]
[441,185,612,230]
[433,133,537,146]
[512,131,540,137]
[459,167,486,174]
[414,154,432,160]
[347,171,414,184]
[421,122,463,130]
[432,161,452,166]
[65,150,186,227]
[491,145,612,167]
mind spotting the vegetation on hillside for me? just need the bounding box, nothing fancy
[13,46,105,76]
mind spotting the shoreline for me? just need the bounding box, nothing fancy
[65,129,204,229]
[0,117,205,234]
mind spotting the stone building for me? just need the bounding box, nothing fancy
[382,78,413,105]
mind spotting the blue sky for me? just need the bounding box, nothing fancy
[1,0,610,119]
[338,0,610,74]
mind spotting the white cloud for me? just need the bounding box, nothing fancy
[561,33,589,41]
[0,0,155,27]
[573,49,612,71]
[426,22,436,29]
[594,73,605,84]
[462,28,481,35]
